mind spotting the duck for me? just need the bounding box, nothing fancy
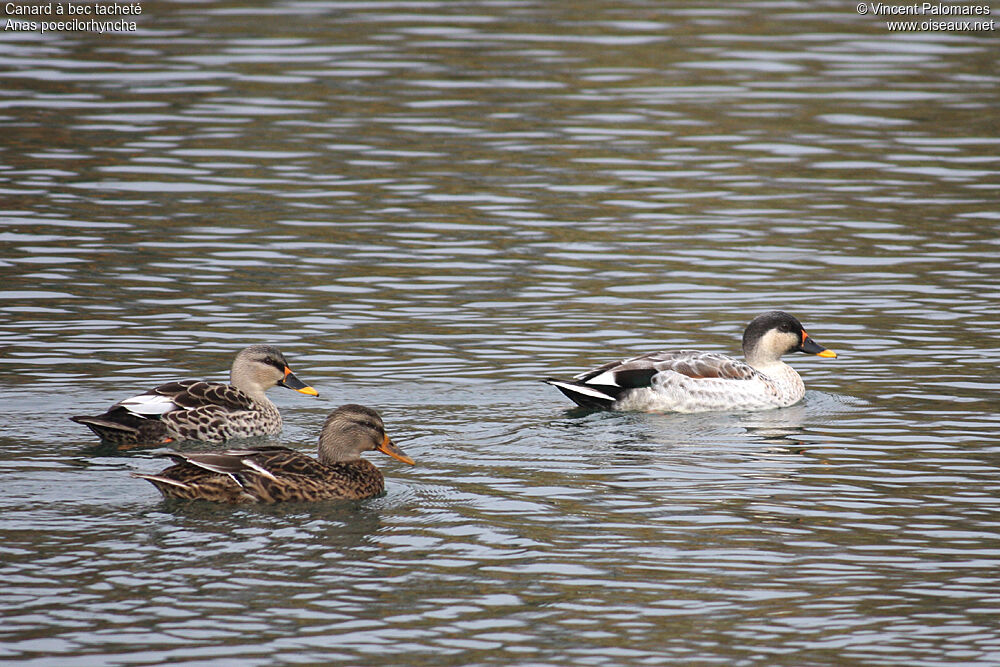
[71,345,318,447]
[132,404,415,502]
[544,311,837,413]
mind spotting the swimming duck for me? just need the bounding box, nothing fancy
[132,404,415,502]
[71,345,318,447]
[544,311,836,413]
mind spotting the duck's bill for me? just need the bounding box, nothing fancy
[799,334,837,358]
[279,368,319,396]
[378,434,415,465]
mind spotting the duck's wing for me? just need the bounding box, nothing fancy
[546,350,758,409]
[231,451,385,502]
[121,380,254,415]
[75,381,254,446]
[136,448,385,503]
[71,381,205,443]
[112,381,256,441]
[164,446,298,478]
[131,448,279,502]
[581,350,759,384]
[175,447,328,501]
[114,380,200,416]
[239,457,384,502]
[647,351,758,382]
[247,449,328,477]
[131,465,233,500]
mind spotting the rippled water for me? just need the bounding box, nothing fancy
[2,1,1000,665]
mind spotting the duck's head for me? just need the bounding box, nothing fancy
[742,311,837,366]
[317,404,415,466]
[230,345,319,398]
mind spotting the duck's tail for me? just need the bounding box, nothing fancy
[542,378,617,410]
[71,408,171,447]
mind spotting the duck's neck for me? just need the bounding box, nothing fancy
[317,432,366,465]
[743,338,787,370]
[745,355,787,372]
[233,381,273,406]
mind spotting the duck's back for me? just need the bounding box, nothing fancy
[74,380,279,446]
[156,382,282,442]
[616,353,804,412]
[135,459,250,503]
[242,450,385,502]
[135,447,386,503]
[576,350,805,413]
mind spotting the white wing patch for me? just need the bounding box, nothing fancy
[136,474,189,489]
[584,370,621,387]
[547,380,616,401]
[242,458,279,481]
[119,393,179,416]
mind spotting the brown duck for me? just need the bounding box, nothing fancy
[132,404,415,503]
[71,345,318,447]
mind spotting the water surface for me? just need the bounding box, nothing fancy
[2,1,999,665]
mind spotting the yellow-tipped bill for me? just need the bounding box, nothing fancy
[280,367,319,396]
[800,332,837,358]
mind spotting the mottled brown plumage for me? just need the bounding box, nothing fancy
[133,404,415,503]
[72,345,318,448]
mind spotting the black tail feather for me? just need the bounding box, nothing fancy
[71,409,170,447]
[542,378,618,411]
